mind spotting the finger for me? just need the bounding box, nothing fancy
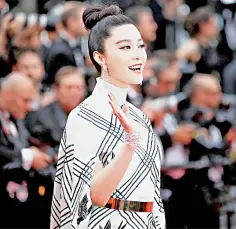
[109,99,122,115]
[123,104,129,116]
[108,93,115,102]
[108,93,121,110]
[109,100,117,115]
[108,95,130,126]
[110,100,129,124]
[43,154,52,163]
[108,94,117,109]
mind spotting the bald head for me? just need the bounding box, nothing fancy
[0,72,36,119]
[187,73,222,109]
[185,73,220,95]
[192,73,219,90]
[1,72,35,92]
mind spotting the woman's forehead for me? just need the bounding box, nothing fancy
[108,24,142,42]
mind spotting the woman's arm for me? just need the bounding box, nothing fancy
[91,94,139,206]
[91,144,135,206]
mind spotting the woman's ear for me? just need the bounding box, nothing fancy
[93,51,106,68]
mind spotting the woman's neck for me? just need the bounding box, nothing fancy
[101,74,129,89]
[96,77,128,106]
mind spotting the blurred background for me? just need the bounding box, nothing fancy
[1,0,236,228]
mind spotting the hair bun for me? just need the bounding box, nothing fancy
[83,4,122,30]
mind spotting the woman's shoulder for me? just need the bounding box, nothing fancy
[67,95,112,127]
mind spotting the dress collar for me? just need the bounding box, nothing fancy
[93,78,128,106]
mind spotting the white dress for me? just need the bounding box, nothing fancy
[50,78,166,229]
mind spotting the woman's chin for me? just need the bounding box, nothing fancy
[127,74,143,85]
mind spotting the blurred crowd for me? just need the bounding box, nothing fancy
[1,0,236,228]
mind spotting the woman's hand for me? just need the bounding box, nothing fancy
[109,93,140,148]
[108,93,133,134]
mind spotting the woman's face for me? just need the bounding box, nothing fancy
[103,24,147,87]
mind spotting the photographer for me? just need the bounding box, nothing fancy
[145,72,232,228]
[142,50,185,153]
[166,73,235,229]
[180,73,233,161]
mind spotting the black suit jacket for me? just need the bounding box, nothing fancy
[0,119,29,170]
[25,101,67,151]
[45,37,76,85]
[0,118,30,202]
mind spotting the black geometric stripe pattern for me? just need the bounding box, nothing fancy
[88,207,116,229]
[51,103,165,229]
[81,105,160,200]
[51,129,73,229]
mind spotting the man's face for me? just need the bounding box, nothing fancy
[6,85,36,119]
[157,64,181,96]
[137,12,158,44]
[16,52,45,84]
[200,85,222,109]
[56,74,85,113]
[69,8,88,38]
[194,80,222,109]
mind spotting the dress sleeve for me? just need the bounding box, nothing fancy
[50,106,104,229]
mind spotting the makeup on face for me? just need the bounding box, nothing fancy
[104,24,147,87]
[115,38,146,74]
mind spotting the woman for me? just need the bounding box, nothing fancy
[50,4,165,229]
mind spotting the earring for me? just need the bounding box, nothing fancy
[103,67,109,81]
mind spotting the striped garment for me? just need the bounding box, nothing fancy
[50,78,165,229]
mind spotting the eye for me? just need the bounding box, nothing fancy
[139,44,146,48]
[120,46,131,50]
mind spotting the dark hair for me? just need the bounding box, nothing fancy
[125,5,152,25]
[54,66,84,86]
[185,6,215,37]
[82,4,134,73]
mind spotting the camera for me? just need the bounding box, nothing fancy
[9,12,48,27]
[147,93,186,112]
[1,11,59,31]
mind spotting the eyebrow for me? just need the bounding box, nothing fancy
[115,38,143,45]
